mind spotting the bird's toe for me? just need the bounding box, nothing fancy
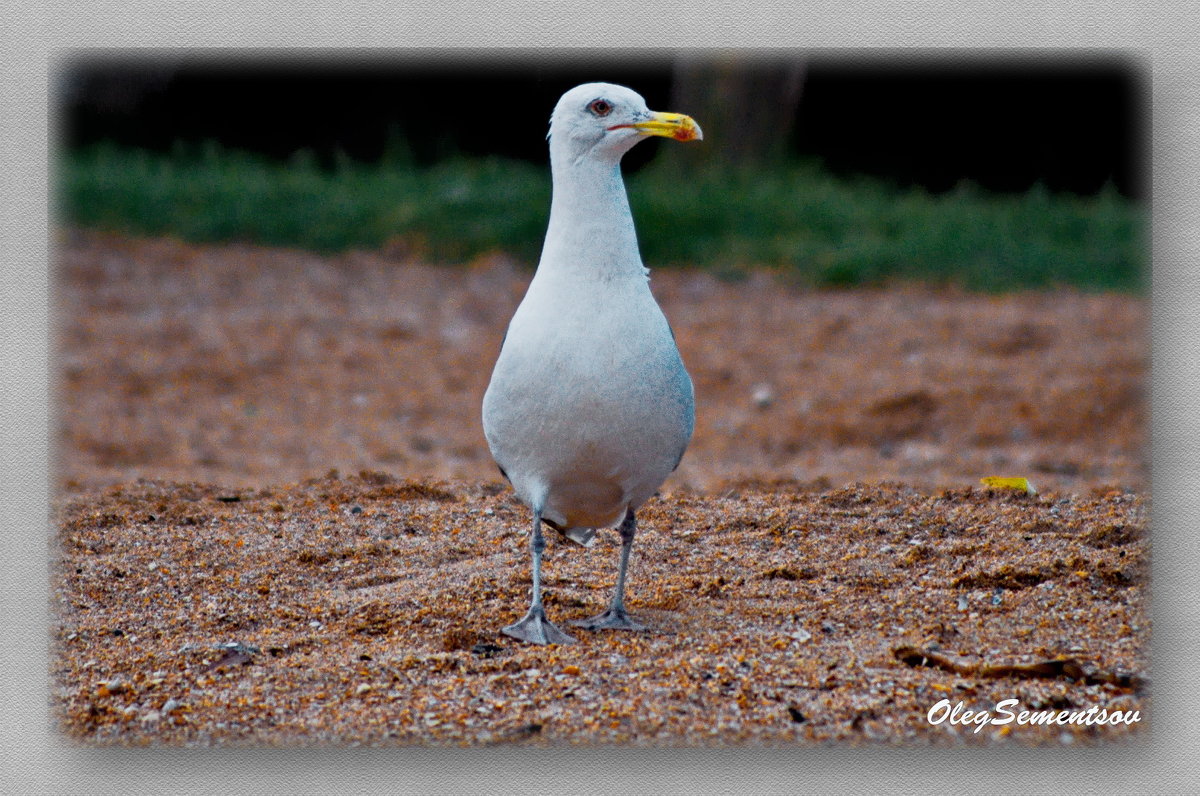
[502,606,577,645]
[572,607,647,632]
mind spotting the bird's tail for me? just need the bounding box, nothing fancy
[542,516,598,547]
[561,527,597,547]
[544,516,600,547]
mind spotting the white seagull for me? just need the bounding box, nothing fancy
[482,83,702,645]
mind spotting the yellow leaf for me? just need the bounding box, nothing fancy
[980,476,1037,495]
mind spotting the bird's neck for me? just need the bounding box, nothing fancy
[539,154,647,283]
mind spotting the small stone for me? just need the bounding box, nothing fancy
[355,683,372,695]
[99,678,128,695]
[509,722,543,739]
[751,383,775,408]
[471,643,502,658]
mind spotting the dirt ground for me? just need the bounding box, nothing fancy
[52,229,1149,745]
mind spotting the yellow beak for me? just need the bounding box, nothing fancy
[615,111,703,142]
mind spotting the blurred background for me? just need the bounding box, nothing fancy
[62,53,1142,193]
[53,53,1149,495]
[57,52,1145,290]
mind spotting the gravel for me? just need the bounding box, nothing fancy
[52,230,1148,745]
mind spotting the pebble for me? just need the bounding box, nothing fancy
[471,643,502,658]
[101,678,128,694]
[751,383,775,408]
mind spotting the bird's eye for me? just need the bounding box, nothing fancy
[588,99,612,117]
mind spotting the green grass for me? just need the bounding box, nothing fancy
[58,143,1145,291]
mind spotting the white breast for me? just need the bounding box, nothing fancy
[483,268,693,529]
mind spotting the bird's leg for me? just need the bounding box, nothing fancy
[573,509,647,632]
[502,510,576,645]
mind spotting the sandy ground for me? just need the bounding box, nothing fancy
[52,230,1149,745]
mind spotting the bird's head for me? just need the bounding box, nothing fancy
[548,82,703,165]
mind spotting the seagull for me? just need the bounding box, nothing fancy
[482,82,702,645]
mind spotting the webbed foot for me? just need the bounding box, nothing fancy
[502,605,577,645]
[572,606,646,632]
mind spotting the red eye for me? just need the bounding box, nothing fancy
[588,99,612,116]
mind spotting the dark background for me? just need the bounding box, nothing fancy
[59,53,1145,199]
